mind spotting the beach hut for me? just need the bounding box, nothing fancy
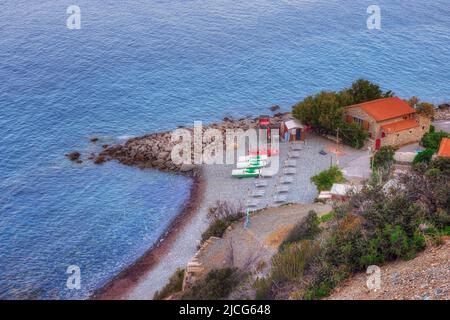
[280,119,305,142]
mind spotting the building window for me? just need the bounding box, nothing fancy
[381,132,386,138]
[352,117,363,126]
[422,126,425,130]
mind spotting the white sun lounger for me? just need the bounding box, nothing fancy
[291,144,303,151]
[284,168,297,175]
[251,189,266,197]
[255,180,268,188]
[284,159,297,167]
[280,176,294,184]
[260,168,277,177]
[288,151,300,158]
[274,195,288,203]
[276,185,290,193]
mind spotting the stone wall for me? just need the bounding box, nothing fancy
[381,116,430,148]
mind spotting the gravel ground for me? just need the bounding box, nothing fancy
[124,133,366,299]
[328,240,450,300]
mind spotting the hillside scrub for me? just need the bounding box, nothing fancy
[258,158,449,300]
[153,268,185,300]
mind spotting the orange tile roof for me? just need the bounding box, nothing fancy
[347,97,416,122]
[381,119,419,134]
[437,138,450,158]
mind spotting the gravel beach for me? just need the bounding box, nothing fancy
[96,133,367,299]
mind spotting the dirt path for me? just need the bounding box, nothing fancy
[195,203,332,278]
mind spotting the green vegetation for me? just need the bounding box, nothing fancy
[373,146,396,170]
[406,96,435,119]
[293,79,391,149]
[311,166,345,192]
[280,211,321,249]
[413,148,434,164]
[319,212,334,223]
[153,268,185,300]
[200,201,244,245]
[182,268,241,300]
[257,157,449,300]
[272,240,321,282]
[420,129,449,152]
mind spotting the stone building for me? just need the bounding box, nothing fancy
[345,97,430,150]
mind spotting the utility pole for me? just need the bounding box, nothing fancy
[336,128,340,166]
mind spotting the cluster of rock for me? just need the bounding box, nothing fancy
[434,103,450,121]
[94,113,289,174]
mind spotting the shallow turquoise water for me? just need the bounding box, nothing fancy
[0,0,449,299]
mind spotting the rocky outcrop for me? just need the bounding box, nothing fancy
[434,106,450,121]
[95,113,289,174]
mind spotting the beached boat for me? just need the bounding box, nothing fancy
[232,168,261,178]
[236,160,267,169]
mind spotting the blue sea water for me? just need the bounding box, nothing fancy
[0,0,449,299]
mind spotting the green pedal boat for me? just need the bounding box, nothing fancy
[231,168,261,178]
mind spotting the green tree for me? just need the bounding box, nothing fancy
[373,146,396,169]
[345,79,392,104]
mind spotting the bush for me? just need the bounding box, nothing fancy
[373,146,396,169]
[319,212,334,223]
[413,149,434,164]
[254,277,273,300]
[280,211,321,249]
[201,219,229,243]
[153,268,185,300]
[311,166,345,192]
[182,268,240,300]
[421,130,449,151]
[200,201,244,245]
[271,241,320,282]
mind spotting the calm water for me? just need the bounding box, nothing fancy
[0,0,449,299]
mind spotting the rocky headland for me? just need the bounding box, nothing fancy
[84,113,290,174]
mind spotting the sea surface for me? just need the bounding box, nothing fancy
[0,0,449,299]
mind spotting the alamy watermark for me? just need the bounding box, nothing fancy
[367,5,381,30]
[66,265,81,290]
[170,121,280,173]
[366,265,381,291]
[66,5,81,30]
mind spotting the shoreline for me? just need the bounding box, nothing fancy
[92,170,205,300]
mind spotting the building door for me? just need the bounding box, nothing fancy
[375,139,381,150]
[296,129,301,140]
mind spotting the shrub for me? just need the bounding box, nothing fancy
[254,277,273,300]
[200,201,244,245]
[311,166,345,192]
[201,219,229,243]
[413,149,434,164]
[182,268,240,300]
[153,268,185,300]
[373,146,396,169]
[421,130,449,151]
[319,212,334,223]
[271,241,320,282]
[280,211,321,249]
